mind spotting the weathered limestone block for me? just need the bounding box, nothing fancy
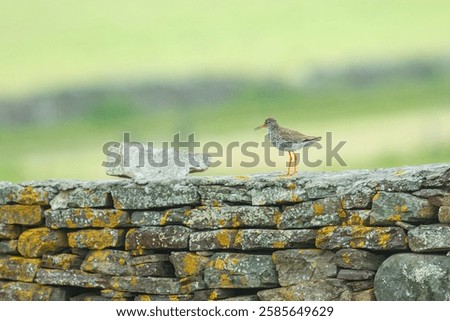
[341,210,371,226]
[408,224,450,252]
[193,289,238,301]
[204,253,277,288]
[131,207,190,226]
[335,249,386,270]
[0,281,68,301]
[135,294,193,301]
[413,189,447,207]
[250,183,307,206]
[186,205,280,229]
[337,269,375,280]
[0,183,49,205]
[45,208,130,229]
[41,253,83,270]
[0,240,18,254]
[105,144,209,183]
[35,269,109,289]
[50,188,112,209]
[347,280,374,292]
[130,254,170,265]
[370,192,438,225]
[351,289,375,301]
[109,276,181,294]
[190,229,316,251]
[0,256,41,282]
[18,227,68,257]
[67,228,125,250]
[134,261,174,277]
[279,197,343,228]
[0,224,21,239]
[438,206,450,223]
[169,252,210,277]
[81,250,133,275]
[180,275,207,294]
[374,253,450,300]
[198,185,252,204]
[235,229,317,250]
[340,188,374,209]
[0,205,43,225]
[273,249,337,286]
[257,279,351,301]
[126,226,191,250]
[111,183,199,209]
[189,229,238,251]
[316,226,408,250]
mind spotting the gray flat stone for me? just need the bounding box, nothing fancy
[257,279,351,301]
[371,192,438,225]
[337,269,375,280]
[273,249,337,286]
[105,144,210,183]
[204,253,277,289]
[408,224,450,252]
[126,226,191,250]
[335,249,386,270]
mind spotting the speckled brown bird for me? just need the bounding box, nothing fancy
[255,117,321,176]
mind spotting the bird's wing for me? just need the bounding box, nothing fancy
[278,127,321,142]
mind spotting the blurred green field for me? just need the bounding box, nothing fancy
[0,0,449,181]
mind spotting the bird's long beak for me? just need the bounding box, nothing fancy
[254,123,266,130]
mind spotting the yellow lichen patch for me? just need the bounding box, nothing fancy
[159,210,171,226]
[231,258,239,266]
[338,209,347,219]
[216,230,232,248]
[118,258,126,266]
[139,295,151,301]
[286,182,296,190]
[231,215,240,228]
[208,290,218,300]
[217,218,226,227]
[233,231,243,247]
[349,240,365,248]
[130,277,138,286]
[214,258,226,270]
[312,203,325,215]
[372,192,381,202]
[183,209,192,217]
[272,241,286,248]
[169,295,179,301]
[342,252,351,265]
[273,210,282,226]
[377,231,392,249]
[212,200,221,208]
[0,256,41,282]
[220,273,232,287]
[387,214,402,222]
[401,204,408,213]
[182,253,200,275]
[291,195,302,203]
[315,226,337,247]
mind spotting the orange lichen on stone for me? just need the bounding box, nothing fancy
[231,215,240,228]
[159,210,171,226]
[182,253,200,276]
[0,205,43,225]
[216,230,232,248]
[220,273,232,287]
[18,227,68,258]
[315,226,338,247]
[272,241,286,248]
[286,182,296,190]
[312,203,325,215]
[208,290,219,300]
[273,210,282,226]
[342,252,351,265]
[372,192,381,202]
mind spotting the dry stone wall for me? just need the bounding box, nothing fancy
[0,163,449,301]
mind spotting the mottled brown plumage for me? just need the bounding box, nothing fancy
[255,117,321,175]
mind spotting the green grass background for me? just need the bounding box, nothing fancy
[0,0,449,181]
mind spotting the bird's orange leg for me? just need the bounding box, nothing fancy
[293,153,299,175]
[286,151,292,176]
